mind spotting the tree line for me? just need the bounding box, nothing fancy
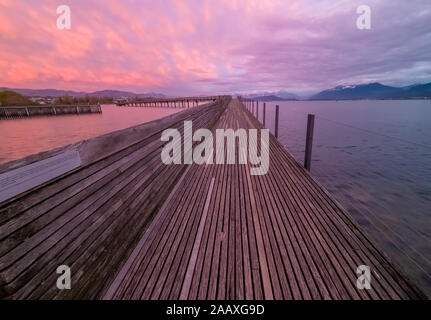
[53,95,113,105]
[0,91,35,106]
[0,90,114,106]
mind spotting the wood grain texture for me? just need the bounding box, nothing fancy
[106,99,426,300]
[0,98,229,299]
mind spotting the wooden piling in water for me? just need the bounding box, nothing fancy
[256,101,259,120]
[304,114,315,171]
[275,104,279,138]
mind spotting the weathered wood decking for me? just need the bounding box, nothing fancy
[104,99,425,300]
[0,98,425,299]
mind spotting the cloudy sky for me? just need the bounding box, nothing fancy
[0,0,430,96]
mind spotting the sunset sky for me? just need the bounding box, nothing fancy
[0,0,430,96]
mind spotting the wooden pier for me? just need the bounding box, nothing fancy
[0,98,425,299]
[0,104,102,119]
[117,96,223,108]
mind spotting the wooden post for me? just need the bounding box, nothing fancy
[275,105,279,138]
[256,101,259,120]
[263,103,266,127]
[304,114,315,171]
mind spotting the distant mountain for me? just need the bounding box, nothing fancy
[310,82,431,100]
[397,82,431,98]
[242,90,299,100]
[0,87,87,97]
[272,91,300,100]
[0,87,166,99]
[253,95,297,101]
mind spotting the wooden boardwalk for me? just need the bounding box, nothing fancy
[105,99,424,300]
[0,98,425,299]
[117,96,223,108]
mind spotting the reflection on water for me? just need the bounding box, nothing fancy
[0,104,179,164]
[260,100,431,297]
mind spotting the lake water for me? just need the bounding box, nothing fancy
[259,100,431,297]
[0,100,430,297]
[0,104,179,164]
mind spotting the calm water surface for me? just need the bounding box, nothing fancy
[260,100,431,296]
[0,104,179,164]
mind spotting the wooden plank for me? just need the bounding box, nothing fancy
[115,102,230,298]
[191,142,226,299]
[165,167,215,299]
[179,177,215,299]
[0,98,229,299]
[0,104,216,274]
[103,165,193,299]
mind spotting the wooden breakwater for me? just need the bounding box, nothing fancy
[0,104,102,119]
[117,96,224,108]
[0,97,426,300]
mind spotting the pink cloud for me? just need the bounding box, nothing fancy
[0,0,429,95]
